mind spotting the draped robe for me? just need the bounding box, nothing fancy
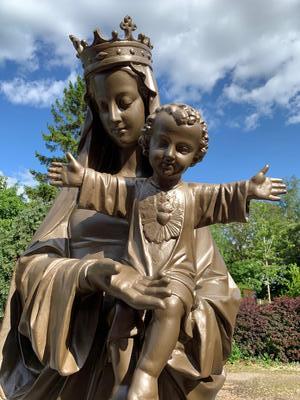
[0,181,242,399]
[0,64,241,400]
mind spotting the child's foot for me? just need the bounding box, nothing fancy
[127,369,159,400]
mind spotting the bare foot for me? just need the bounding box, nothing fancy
[127,369,159,400]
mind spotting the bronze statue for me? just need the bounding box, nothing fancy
[0,16,286,400]
[48,104,286,399]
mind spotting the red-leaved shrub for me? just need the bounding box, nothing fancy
[233,297,300,362]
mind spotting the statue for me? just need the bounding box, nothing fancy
[48,103,286,399]
[0,16,286,400]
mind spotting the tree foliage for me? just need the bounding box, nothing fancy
[31,75,87,184]
[0,179,51,316]
[26,75,87,204]
[0,176,25,219]
[211,177,300,299]
[0,76,86,316]
[1,74,299,321]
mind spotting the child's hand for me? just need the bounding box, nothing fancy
[248,165,287,201]
[48,152,84,187]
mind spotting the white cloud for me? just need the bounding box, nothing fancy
[244,113,260,131]
[0,71,77,107]
[0,169,36,195]
[223,35,300,128]
[0,0,300,126]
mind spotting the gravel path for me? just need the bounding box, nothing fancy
[217,364,300,400]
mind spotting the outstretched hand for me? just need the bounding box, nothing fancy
[85,260,171,310]
[249,165,287,201]
[48,152,84,187]
[109,267,172,310]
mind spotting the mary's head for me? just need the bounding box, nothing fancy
[71,16,159,176]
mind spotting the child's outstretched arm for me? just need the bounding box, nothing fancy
[48,152,84,188]
[193,164,286,228]
[248,164,287,201]
[48,152,136,219]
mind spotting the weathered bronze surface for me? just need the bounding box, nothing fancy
[0,16,286,400]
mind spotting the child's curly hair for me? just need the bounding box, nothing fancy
[139,103,209,166]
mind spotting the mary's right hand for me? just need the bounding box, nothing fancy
[81,258,171,310]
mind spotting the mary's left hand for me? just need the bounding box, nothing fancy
[108,265,171,310]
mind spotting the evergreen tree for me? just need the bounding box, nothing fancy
[0,76,87,315]
[31,75,87,184]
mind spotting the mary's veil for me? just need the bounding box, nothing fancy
[27,64,160,250]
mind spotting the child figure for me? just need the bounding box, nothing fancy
[49,104,286,400]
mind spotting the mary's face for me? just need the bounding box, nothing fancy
[91,70,145,148]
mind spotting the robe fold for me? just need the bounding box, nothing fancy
[0,183,241,399]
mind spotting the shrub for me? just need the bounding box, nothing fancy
[233,297,300,362]
[0,200,50,317]
[227,340,248,363]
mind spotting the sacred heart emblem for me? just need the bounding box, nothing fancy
[156,211,171,226]
[139,189,184,243]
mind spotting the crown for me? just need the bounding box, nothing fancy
[70,16,153,77]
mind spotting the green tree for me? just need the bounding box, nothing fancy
[26,75,86,203]
[0,77,87,316]
[280,176,300,220]
[0,179,51,317]
[277,177,300,265]
[211,178,300,299]
[285,264,300,297]
[25,181,58,203]
[0,178,26,314]
[0,176,25,219]
[31,75,87,188]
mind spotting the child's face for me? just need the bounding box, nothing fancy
[149,111,201,183]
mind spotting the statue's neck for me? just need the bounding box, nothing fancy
[117,146,143,178]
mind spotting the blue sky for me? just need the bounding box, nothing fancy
[0,0,299,189]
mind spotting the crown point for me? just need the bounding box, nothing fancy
[93,29,101,39]
[138,33,153,49]
[69,35,84,55]
[120,15,137,40]
[70,16,153,76]
[93,29,106,45]
[112,30,119,40]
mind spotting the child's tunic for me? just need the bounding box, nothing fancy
[78,169,249,310]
